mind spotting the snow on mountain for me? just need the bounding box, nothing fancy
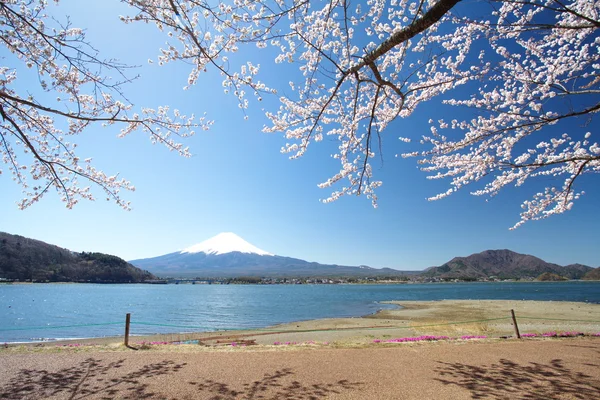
[180,232,273,256]
[128,232,409,277]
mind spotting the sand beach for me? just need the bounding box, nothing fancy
[1,336,599,399]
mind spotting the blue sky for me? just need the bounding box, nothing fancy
[2,0,599,270]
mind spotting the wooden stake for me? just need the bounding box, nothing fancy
[510,309,521,339]
[124,313,131,347]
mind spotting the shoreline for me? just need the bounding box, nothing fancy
[2,279,600,285]
[2,303,400,346]
[5,299,600,349]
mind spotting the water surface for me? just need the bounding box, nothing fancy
[1,282,598,342]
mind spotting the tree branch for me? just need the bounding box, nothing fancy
[346,0,461,75]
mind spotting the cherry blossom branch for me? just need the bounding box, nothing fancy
[0,0,209,209]
[346,0,461,75]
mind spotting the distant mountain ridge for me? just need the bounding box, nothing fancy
[131,237,595,280]
[0,232,156,283]
[130,233,407,278]
[130,251,406,278]
[2,231,595,281]
[422,249,593,280]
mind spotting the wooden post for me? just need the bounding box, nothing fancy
[510,309,521,339]
[124,313,131,347]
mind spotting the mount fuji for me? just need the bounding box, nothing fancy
[129,232,404,278]
[179,232,273,256]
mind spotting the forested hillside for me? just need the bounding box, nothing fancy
[421,250,592,280]
[0,232,156,283]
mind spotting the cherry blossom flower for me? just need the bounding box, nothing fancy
[4,0,599,226]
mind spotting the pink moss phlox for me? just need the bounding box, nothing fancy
[539,331,584,338]
[273,340,317,346]
[372,331,595,344]
[382,335,450,343]
[558,331,584,337]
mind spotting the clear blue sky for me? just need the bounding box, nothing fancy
[2,0,599,270]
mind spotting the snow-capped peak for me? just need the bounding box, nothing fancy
[180,232,273,256]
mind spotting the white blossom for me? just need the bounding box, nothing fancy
[1,0,212,209]
[3,0,599,228]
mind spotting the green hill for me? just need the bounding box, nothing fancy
[0,232,156,283]
[421,250,592,280]
[582,268,600,281]
[536,272,568,281]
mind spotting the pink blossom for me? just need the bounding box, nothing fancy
[521,333,538,338]
[460,335,487,340]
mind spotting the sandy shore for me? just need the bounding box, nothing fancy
[6,300,600,348]
[1,338,599,399]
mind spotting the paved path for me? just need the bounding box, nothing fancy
[1,339,599,399]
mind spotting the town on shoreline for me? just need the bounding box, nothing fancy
[3,274,596,285]
[155,275,553,285]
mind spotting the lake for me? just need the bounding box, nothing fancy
[1,281,599,343]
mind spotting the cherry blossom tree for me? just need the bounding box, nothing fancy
[0,0,211,210]
[3,0,599,228]
[124,0,600,228]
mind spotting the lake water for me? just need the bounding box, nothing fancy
[1,282,599,343]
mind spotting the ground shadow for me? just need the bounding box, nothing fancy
[188,367,364,399]
[0,358,186,400]
[435,358,600,399]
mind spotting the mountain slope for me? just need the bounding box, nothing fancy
[130,233,405,278]
[130,250,405,278]
[0,232,156,283]
[583,267,600,280]
[421,249,592,280]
